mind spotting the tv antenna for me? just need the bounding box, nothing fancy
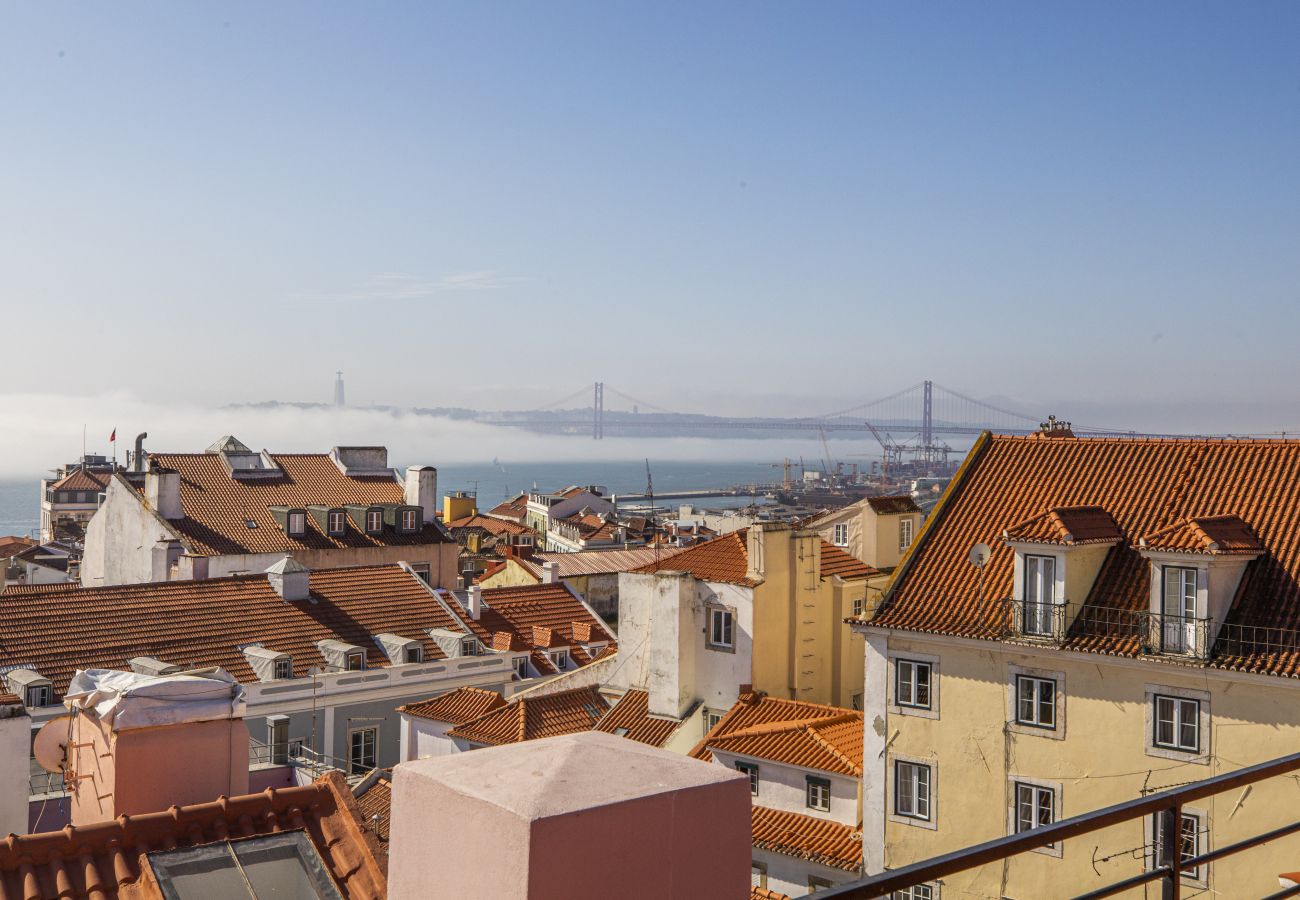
[968,543,991,603]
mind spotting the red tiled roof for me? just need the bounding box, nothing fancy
[140,453,450,556]
[751,805,863,872]
[0,536,35,558]
[1140,514,1263,555]
[475,559,510,583]
[704,713,863,776]
[752,887,792,900]
[871,434,1300,677]
[532,548,663,577]
[593,690,682,747]
[632,531,758,586]
[399,686,507,725]
[819,543,879,581]
[447,514,533,536]
[446,685,609,746]
[690,692,856,763]
[866,494,920,514]
[0,773,385,899]
[0,564,468,693]
[485,494,528,523]
[355,774,392,847]
[1003,505,1122,545]
[49,469,111,493]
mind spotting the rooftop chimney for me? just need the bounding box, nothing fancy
[467,584,483,620]
[405,465,438,524]
[62,669,249,826]
[132,432,148,473]
[151,538,183,582]
[387,731,750,900]
[0,700,29,837]
[266,555,310,601]
[144,467,183,520]
[542,561,560,584]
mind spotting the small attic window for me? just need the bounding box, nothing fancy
[25,684,52,708]
[400,508,420,533]
[346,651,365,671]
[461,637,479,657]
[365,508,383,535]
[327,509,347,536]
[287,510,307,537]
[404,645,424,664]
[274,657,293,680]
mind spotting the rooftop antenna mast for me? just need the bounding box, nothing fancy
[646,459,659,566]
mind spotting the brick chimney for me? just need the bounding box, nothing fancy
[145,467,183,520]
[63,669,249,826]
[388,731,751,900]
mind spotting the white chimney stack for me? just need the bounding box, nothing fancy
[542,561,560,585]
[0,700,30,837]
[405,466,438,524]
[266,555,311,601]
[467,584,483,621]
[145,467,183,520]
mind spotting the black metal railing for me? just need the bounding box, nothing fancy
[820,750,1300,900]
[993,600,1215,660]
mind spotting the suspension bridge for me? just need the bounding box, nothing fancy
[478,380,1145,465]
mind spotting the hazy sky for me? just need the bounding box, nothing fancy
[2,2,1298,429]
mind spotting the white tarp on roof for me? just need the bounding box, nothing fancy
[63,668,246,731]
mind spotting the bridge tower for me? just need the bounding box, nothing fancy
[593,382,604,440]
[922,380,933,451]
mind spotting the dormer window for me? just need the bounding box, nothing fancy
[1023,555,1057,636]
[25,684,51,708]
[513,656,530,680]
[1160,567,1199,654]
[346,651,365,671]
[461,638,479,657]
[365,508,383,535]
[549,649,570,671]
[404,645,423,663]
[273,657,293,680]
[287,510,307,537]
[400,508,420,533]
[327,509,346,537]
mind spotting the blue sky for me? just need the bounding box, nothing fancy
[2,2,1298,429]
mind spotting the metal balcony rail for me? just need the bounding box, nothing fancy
[819,750,1300,900]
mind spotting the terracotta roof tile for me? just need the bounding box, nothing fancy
[446,685,609,746]
[593,690,682,747]
[0,773,385,899]
[1140,514,1263,555]
[0,564,467,692]
[532,548,663,577]
[399,686,508,725]
[751,805,863,872]
[440,584,615,666]
[485,494,528,523]
[871,435,1300,678]
[866,494,920,514]
[705,713,863,777]
[49,469,111,493]
[447,514,533,536]
[631,531,758,586]
[0,536,36,558]
[819,543,879,581]
[690,691,857,763]
[752,887,792,900]
[141,453,450,556]
[355,774,392,847]
[1003,505,1122,545]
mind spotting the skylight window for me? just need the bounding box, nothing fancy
[148,831,344,900]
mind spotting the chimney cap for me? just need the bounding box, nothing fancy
[265,555,309,575]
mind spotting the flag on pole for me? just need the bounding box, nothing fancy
[109,428,116,442]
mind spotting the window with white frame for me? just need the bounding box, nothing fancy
[513,656,530,680]
[460,637,479,657]
[400,508,420,533]
[1161,566,1199,653]
[365,509,383,534]
[410,563,431,584]
[1150,809,1203,881]
[348,727,377,775]
[894,761,931,820]
[1153,694,1200,753]
[1023,554,1057,635]
[327,509,346,536]
[704,708,724,732]
[1014,782,1056,844]
[899,517,914,553]
[833,523,849,546]
[735,761,759,796]
[345,651,365,671]
[806,775,831,811]
[25,685,51,708]
[273,657,293,680]
[892,887,934,900]
[287,511,306,537]
[549,649,569,671]
[1015,675,1056,730]
[707,606,734,650]
[404,644,423,663]
[895,659,931,709]
[852,595,864,617]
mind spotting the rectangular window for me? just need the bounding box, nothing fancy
[1152,810,1203,881]
[365,509,383,534]
[894,761,931,820]
[1161,566,1198,653]
[708,607,734,650]
[833,523,849,546]
[287,511,306,537]
[401,509,419,533]
[288,739,305,758]
[704,709,724,732]
[273,657,293,680]
[899,517,914,553]
[851,693,863,711]
[25,685,51,708]
[892,888,934,900]
[1023,554,1057,635]
[895,659,932,709]
[411,563,431,584]
[513,656,530,680]
[1015,675,1056,729]
[345,651,365,671]
[327,510,346,536]
[736,762,759,796]
[1154,695,1200,752]
[1014,782,1056,844]
[348,727,378,775]
[852,596,864,617]
[549,650,569,670]
[404,645,423,663]
[806,776,831,812]
[460,638,478,657]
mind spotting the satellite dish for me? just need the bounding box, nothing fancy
[33,716,70,774]
[968,543,992,568]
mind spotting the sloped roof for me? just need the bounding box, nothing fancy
[870,434,1300,677]
[751,805,863,872]
[0,536,35,558]
[593,689,683,747]
[0,773,385,899]
[752,888,792,900]
[0,564,467,692]
[704,713,863,776]
[399,686,508,725]
[446,685,609,746]
[866,494,920,514]
[446,514,534,536]
[632,530,758,586]
[819,543,880,581]
[1140,514,1263,555]
[690,691,857,763]
[485,493,528,522]
[354,773,392,847]
[139,453,450,556]
[533,547,663,577]
[49,468,111,493]
[1003,505,1122,545]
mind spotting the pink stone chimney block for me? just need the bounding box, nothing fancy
[388,730,752,900]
